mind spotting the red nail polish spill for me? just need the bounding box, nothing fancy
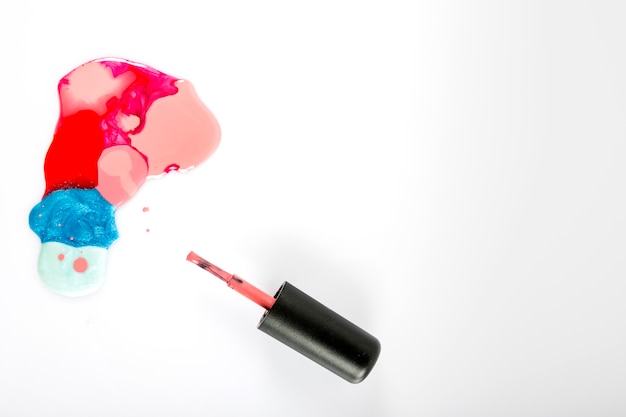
[29,58,221,296]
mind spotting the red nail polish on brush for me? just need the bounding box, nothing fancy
[187,251,381,383]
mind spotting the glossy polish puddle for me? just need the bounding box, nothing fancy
[29,58,220,296]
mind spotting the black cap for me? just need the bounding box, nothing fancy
[257,281,381,383]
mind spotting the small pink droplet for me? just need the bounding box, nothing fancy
[146,228,150,232]
[58,254,65,261]
[57,223,62,227]
[69,236,74,241]
[73,257,88,273]
[142,206,150,212]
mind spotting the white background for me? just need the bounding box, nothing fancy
[1,1,625,416]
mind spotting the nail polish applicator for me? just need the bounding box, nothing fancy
[186,251,381,383]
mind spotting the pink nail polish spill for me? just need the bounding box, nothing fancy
[29,58,221,296]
